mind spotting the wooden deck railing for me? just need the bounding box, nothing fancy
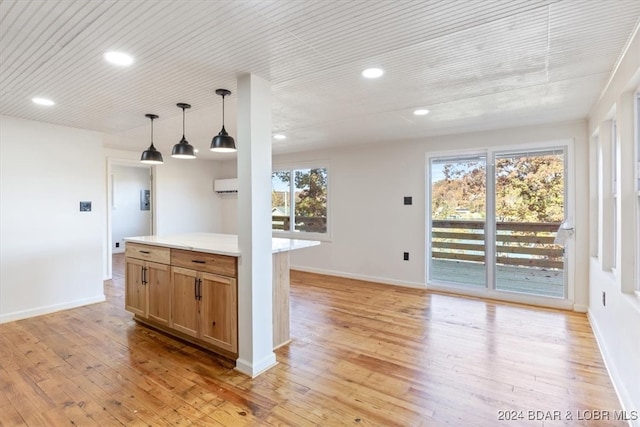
[272,215,327,233]
[432,220,563,269]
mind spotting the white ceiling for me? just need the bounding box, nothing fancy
[1,0,639,158]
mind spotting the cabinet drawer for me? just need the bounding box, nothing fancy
[125,243,171,264]
[171,249,237,277]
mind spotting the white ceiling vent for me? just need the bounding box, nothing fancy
[214,178,238,193]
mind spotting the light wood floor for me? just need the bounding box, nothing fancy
[0,254,623,426]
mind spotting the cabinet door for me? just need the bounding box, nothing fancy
[125,258,146,316]
[147,261,171,326]
[171,267,199,338]
[199,273,237,353]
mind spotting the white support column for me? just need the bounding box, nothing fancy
[235,74,276,377]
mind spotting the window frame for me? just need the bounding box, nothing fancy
[271,162,331,241]
[611,119,618,270]
[635,91,640,294]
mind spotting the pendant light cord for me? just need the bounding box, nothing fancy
[222,95,225,127]
[150,117,154,144]
[182,107,185,137]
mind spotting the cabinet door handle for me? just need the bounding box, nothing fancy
[191,260,206,264]
[194,277,198,300]
[141,266,147,284]
[197,278,202,301]
[139,250,151,254]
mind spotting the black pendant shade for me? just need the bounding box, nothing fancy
[210,89,236,152]
[140,114,163,164]
[172,103,196,159]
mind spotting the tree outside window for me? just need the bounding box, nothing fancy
[272,168,327,234]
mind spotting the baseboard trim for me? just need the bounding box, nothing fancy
[573,303,588,313]
[235,353,277,378]
[587,310,639,427]
[291,265,426,289]
[0,295,106,324]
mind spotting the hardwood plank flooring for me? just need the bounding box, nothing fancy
[0,254,623,426]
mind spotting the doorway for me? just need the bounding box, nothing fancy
[111,164,153,253]
[428,146,569,300]
[106,160,153,280]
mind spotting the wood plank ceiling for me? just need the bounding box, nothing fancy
[1,0,638,156]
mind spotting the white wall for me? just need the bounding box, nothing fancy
[587,25,640,422]
[216,161,239,234]
[154,156,221,235]
[111,165,151,252]
[221,120,589,308]
[0,116,105,323]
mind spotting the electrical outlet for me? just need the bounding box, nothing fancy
[403,252,409,261]
[602,291,606,306]
[115,242,120,248]
[404,196,412,205]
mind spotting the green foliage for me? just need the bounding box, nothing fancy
[432,155,564,222]
[273,168,327,218]
[294,168,327,217]
[432,161,486,220]
[495,155,564,222]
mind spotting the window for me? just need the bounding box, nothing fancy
[612,120,618,269]
[590,135,599,258]
[271,167,328,235]
[636,93,640,292]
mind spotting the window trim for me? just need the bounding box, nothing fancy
[271,161,331,242]
[612,124,617,270]
[635,91,640,294]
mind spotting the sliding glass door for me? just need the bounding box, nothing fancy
[493,150,566,297]
[428,147,568,299]
[429,155,487,289]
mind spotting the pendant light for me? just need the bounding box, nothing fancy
[210,89,236,152]
[140,114,163,164]
[171,103,196,159]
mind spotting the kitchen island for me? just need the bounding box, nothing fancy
[123,233,320,360]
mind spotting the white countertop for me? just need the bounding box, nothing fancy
[124,233,320,256]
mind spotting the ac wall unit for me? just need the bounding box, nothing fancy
[214,178,238,193]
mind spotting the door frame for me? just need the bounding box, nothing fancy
[105,157,155,280]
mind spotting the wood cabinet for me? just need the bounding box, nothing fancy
[199,272,237,353]
[125,244,171,326]
[125,242,238,358]
[171,267,199,337]
[146,262,171,326]
[171,266,238,353]
[125,257,146,316]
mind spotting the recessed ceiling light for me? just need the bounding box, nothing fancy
[362,68,384,79]
[413,109,430,116]
[103,51,134,67]
[273,134,287,140]
[32,97,55,106]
